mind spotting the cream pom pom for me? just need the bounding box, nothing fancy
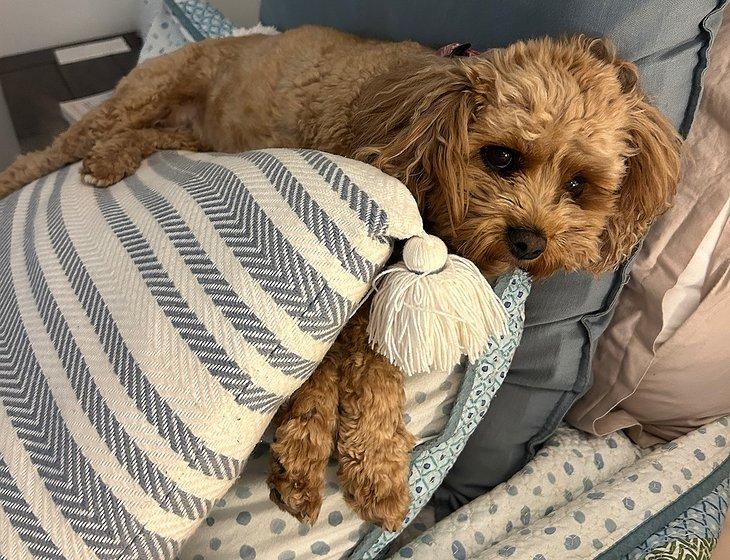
[401,234,448,273]
[367,234,508,376]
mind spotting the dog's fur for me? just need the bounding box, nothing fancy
[0,26,681,530]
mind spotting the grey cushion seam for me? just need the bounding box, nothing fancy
[524,245,639,456]
[680,0,728,135]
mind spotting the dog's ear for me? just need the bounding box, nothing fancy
[575,36,681,272]
[351,57,482,228]
[585,37,640,94]
[595,87,682,272]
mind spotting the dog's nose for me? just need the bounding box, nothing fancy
[507,227,546,260]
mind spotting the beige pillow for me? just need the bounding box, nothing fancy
[567,13,730,446]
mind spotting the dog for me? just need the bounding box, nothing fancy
[0,26,681,530]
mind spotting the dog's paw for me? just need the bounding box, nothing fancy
[81,152,139,187]
[343,482,411,532]
[80,163,125,187]
[82,173,118,187]
[339,453,412,532]
[0,176,21,198]
[338,426,415,531]
[267,455,323,525]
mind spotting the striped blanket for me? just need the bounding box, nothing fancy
[0,149,424,559]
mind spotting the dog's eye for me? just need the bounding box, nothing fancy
[481,146,519,174]
[565,176,585,199]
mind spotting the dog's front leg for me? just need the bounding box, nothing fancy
[336,312,415,532]
[81,128,204,187]
[268,348,341,525]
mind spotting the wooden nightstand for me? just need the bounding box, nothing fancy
[0,82,20,169]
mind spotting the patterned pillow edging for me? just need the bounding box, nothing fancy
[598,443,730,560]
[163,0,235,41]
[624,476,728,559]
[350,269,532,560]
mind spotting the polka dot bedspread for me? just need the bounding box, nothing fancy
[390,418,729,560]
[178,418,728,560]
[178,350,468,560]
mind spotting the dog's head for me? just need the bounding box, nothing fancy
[353,36,681,277]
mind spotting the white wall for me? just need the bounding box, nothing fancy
[209,0,260,27]
[0,0,138,57]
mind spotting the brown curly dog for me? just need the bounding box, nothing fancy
[0,26,680,530]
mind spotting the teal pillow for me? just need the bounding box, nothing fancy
[163,0,235,40]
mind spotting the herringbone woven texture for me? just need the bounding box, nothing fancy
[0,149,422,559]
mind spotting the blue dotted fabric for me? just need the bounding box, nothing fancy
[387,418,729,559]
[139,2,190,63]
[138,0,163,37]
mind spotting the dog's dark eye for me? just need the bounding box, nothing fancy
[481,146,519,174]
[565,176,585,199]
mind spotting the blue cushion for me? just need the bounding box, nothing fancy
[261,0,725,134]
[260,0,728,517]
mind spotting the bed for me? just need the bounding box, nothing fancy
[159,2,728,558]
[43,1,730,558]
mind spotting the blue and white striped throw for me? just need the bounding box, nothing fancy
[0,149,424,559]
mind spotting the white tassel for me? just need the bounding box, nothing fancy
[367,234,508,376]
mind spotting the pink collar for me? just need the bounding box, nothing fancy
[435,42,481,58]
